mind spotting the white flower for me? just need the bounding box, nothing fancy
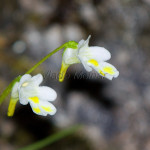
[11,74,57,116]
[59,35,119,81]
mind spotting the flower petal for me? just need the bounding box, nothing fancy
[28,96,56,116]
[99,62,119,78]
[19,97,29,105]
[78,39,85,48]
[88,59,99,67]
[29,101,47,116]
[78,35,91,49]
[19,74,31,87]
[88,61,119,80]
[30,74,43,85]
[78,56,92,72]
[28,96,40,104]
[38,86,57,101]
[19,85,38,105]
[88,46,111,61]
[39,101,57,115]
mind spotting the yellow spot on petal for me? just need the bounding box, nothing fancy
[33,107,41,113]
[103,66,115,75]
[29,96,39,103]
[22,82,29,87]
[88,59,99,66]
[99,70,105,76]
[41,106,53,112]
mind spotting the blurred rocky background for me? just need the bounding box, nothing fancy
[0,0,150,150]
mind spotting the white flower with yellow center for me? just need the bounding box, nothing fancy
[59,36,119,81]
[59,36,119,82]
[8,74,57,116]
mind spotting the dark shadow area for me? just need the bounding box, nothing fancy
[65,73,117,110]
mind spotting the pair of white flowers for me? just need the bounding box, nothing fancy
[9,36,119,116]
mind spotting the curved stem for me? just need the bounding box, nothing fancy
[26,43,67,74]
[18,125,81,150]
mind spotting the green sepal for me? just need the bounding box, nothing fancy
[65,41,78,49]
[62,41,78,57]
